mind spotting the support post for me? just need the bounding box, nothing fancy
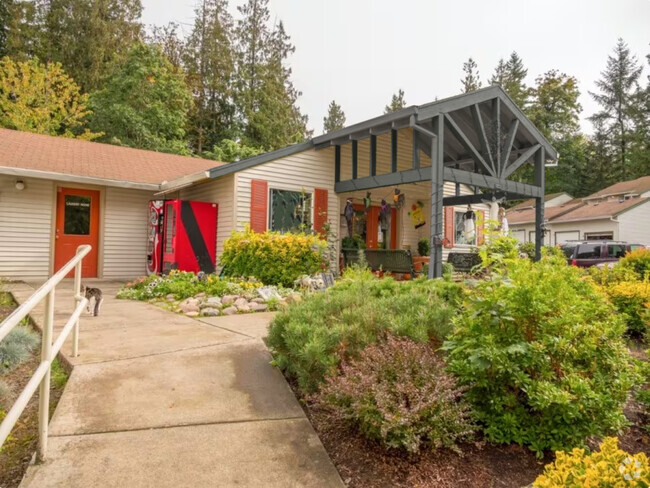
[37,289,54,463]
[334,145,341,183]
[370,134,377,177]
[534,147,545,261]
[73,259,82,357]
[429,115,444,279]
[391,129,398,173]
[352,140,358,180]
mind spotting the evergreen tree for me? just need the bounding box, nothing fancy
[490,51,529,108]
[589,38,643,181]
[89,42,192,154]
[184,0,235,154]
[0,0,9,57]
[2,0,39,60]
[460,57,481,93]
[39,0,143,92]
[235,0,309,150]
[323,100,346,133]
[384,89,406,113]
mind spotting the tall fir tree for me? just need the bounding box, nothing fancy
[149,22,185,69]
[323,100,346,133]
[38,0,143,92]
[384,89,406,113]
[2,0,39,60]
[184,0,235,154]
[460,57,481,93]
[589,38,643,182]
[0,0,9,57]
[490,51,529,108]
[235,0,309,150]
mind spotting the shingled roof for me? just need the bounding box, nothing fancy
[0,128,223,188]
[583,175,650,200]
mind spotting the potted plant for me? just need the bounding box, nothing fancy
[413,238,430,273]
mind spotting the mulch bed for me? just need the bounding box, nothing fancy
[289,382,650,488]
[0,294,69,488]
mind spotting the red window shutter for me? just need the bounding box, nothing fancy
[313,188,328,237]
[444,207,455,248]
[250,180,268,233]
[477,210,486,245]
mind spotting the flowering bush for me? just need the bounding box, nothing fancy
[117,271,263,300]
[443,257,636,455]
[619,248,650,281]
[601,281,650,337]
[313,335,474,453]
[533,437,650,487]
[220,227,327,287]
[268,272,463,394]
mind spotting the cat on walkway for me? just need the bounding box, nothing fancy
[82,285,103,317]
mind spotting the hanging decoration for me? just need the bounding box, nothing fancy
[344,198,355,237]
[463,204,476,243]
[498,206,509,235]
[408,201,426,229]
[379,199,390,230]
[393,188,405,209]
[363,192,372,212]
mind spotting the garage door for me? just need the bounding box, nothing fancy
[555,230,579,245]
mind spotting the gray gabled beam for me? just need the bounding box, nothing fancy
[412,128,420,169]
[443,191,531,207]
[370,134,377,176]
[391,129,398,173]
[334,145,341,182]
[500,119,519,177]
[492,98,501,168]
[470,103,494,173]
[352,140,358,179]
[335,166,543,198]
[502,144,540,179]
[444,113,495,177]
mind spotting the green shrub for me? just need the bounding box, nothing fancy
[478,234,520,270]
[0,326,39,373]
[268,274,463,394]
[588,263,638,285]
[417,238,430,257]
[619,248,650,281]
[314,335,474,453]
[517,241,536,260]
[443,257,636,455]
[533,437,650,487]
[341,234,366,250]
[220,227,327,287]
[442,262,454,277]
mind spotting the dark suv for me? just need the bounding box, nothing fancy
[559,241,643,268]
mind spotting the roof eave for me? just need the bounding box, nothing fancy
[0,166,160,191]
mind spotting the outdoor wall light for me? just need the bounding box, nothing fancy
[15,180,25,191]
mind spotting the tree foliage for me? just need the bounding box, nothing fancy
[490,51,529,107]
[0,57,99,139]
[322,99,346,133]
[89,42,192,154]
[384,88,407,113]
[461,57,481,93]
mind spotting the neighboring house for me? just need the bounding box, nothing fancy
[2,86,553,281]
[508,176,650,246]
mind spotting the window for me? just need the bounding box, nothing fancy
[607,244,626,259]
[269,189,312,232]
[576,244,601,259]
[63,195,91,235]
[584,232,613,241]
[454,210,475,245]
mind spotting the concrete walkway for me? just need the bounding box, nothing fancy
[8,280,343,488]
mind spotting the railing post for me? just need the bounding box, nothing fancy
[73,256,82,357]
[37,288,54,463]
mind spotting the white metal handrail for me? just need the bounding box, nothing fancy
[0,244,90,462]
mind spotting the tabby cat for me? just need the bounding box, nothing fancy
[82,285,104,317]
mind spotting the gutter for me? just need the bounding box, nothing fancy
[157,170,211,195]
[0,166,160,191]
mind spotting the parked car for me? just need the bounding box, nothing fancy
[558,240,643,268]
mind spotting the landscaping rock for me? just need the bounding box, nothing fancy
[204,296,222,306]
[194,292,206,298]
[233,297,248,308]
[185,311,199,317]
[179,298,200,313]
[201,307,220,317]
[237,304,251,313]
[221,295,238,306]
[285,294,302,304]
[250,302,268,312]
[258,286,281,301]
[251,298,265,304]
[222,306,238,316]
[166,294,175,301]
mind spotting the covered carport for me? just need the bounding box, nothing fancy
[312,86,558,278]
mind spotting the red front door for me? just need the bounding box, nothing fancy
[353,204,398,249]
[54,187,100,277]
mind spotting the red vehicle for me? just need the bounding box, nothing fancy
[147,199,218,275]
[559,240,644,268]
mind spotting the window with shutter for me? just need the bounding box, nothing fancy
[250,180,268,233]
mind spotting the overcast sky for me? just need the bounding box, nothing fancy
[141,0,650,136]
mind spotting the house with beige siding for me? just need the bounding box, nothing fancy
[507,176,650,246]
[1,86,557,280]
